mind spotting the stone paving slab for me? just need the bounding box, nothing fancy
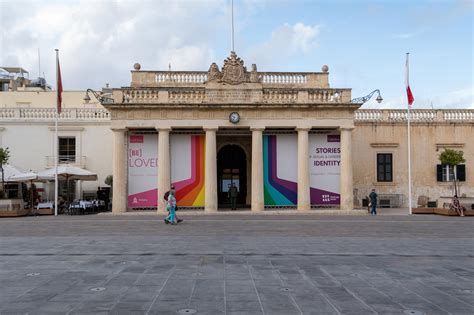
[0,214,472,314]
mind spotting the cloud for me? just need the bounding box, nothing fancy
[0,0,227,90]
[245,22,320,70]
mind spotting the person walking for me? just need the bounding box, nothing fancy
[164,185,183,224]
[166,190,177,225]
[369,188,378,215]
[228,183,238,210]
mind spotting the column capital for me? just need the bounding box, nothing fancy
[203,127,218,132]
[295,127,311,132]
[250,127,265,132]
[155,127,171,132]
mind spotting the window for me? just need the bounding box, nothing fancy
[377,153,393,182]
[437,164,466,182]
[58,137,76,163]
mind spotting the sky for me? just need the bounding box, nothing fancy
[1,0,473,109]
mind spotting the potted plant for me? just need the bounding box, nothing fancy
[0,147,10,198]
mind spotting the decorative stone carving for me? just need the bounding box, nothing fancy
[207,63,222,82]
[220,51,248,85]
[249,64,259,83]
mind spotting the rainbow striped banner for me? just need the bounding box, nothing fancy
[172,135,205,207]
[263,135,297,206]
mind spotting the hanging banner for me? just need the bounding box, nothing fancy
[263,134,297,206]
[127,133,158,208]
[171,135,205,207]
[309,133,340,205]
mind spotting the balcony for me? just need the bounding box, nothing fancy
[46,155,86,168]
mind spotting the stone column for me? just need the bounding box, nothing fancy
[204,128,218,212]
[251,128,264,211]
[112,128,127,213]
[339,127,354,211]
[297,128,311,211]
[157,128,171,213]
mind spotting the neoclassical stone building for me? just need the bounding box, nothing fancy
[0,58,472,211]
[106,52,358,213]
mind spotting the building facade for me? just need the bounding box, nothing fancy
[0,55,472,212]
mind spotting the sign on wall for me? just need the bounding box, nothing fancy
[263,134,297,206]
[127,133,158,208]
[171,134,205,207]
[309,133,340,205]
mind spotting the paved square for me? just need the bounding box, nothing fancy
[0,213,472,314]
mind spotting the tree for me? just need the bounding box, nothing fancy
[104,175,113,197]
[0,147,11,197]
[438,149,465,196]
[104,175,113,187]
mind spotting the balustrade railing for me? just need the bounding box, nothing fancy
[308,89,344,103]
[355,109,474,123]
[443,110,474,121]
[263,89,298,103]
[0,108,110,120]
[149,71,312,85]
[155,71,208,84]
[123,89,160,103]
[259,73,307,84]
[46,155,86,168]
[169,89,205,103]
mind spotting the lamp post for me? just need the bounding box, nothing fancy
[83,89,114,104]
[351,89,383,104]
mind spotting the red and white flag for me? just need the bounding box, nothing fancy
[56,51,63,114]
[405,53,414,106]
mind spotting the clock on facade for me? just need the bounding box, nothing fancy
[229,112,240,124]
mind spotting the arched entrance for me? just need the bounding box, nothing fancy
[217,144,247,208]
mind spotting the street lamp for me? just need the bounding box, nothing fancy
[351,89,383,104]
[83,88,114,104]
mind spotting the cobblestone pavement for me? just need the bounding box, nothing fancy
[0,214,472,314]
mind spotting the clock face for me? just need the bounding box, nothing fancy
[229,112,240,124]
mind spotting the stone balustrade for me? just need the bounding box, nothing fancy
[123,89,160,103]
[308,89,346,103]
[0,108,110,120]
[263,89,298,103]
[132,70,328,87]
[121,87,350,104]
[155,71,208,84]
[259,72,307,84]
[355,109,474,123]
[169,89,206,103]
[1,108,472,123]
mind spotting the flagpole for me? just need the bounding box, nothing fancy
[406,52,412,215]
[54,49,59,217]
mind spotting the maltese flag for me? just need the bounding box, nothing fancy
[405,53,414,106]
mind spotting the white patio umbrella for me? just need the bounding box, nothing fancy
[8,171,54,182]
[37,165,98,203]
[1,164,24,181]
[1,165,24,197]
[37,165,98,181]
[8,172,54,209]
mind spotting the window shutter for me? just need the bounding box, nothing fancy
[457,165,466,181]
[437,165,443,182]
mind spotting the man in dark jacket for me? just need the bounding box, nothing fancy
[228,183,238,210]
[369,189,378,215]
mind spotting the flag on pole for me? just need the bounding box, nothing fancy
[56,53,63,114]
[405,54,414,106]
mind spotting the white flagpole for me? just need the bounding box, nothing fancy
[406,52,412,215]
[54,49,59,216]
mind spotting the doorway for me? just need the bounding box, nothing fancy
[217,144,247,208]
